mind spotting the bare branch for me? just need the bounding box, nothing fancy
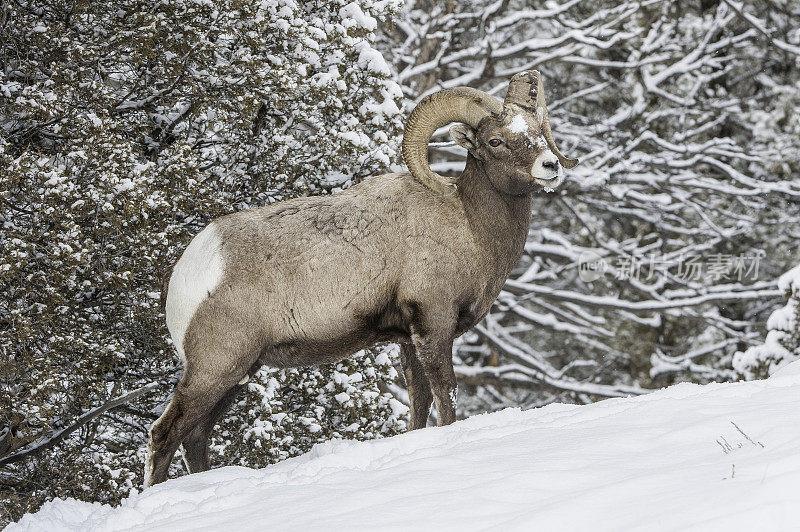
[0,384,160,468]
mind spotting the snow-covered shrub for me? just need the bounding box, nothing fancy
[213,348,408,468]
[0,0,402,524]
[733,265,800,379]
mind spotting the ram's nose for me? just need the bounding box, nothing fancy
[532,151,560,181]
[542,158,559,173]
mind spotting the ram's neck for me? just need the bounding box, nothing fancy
[457,155,533,275]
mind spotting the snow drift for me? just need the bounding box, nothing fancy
[9,362,800,531]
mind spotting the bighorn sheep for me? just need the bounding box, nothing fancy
[145,70,578,486]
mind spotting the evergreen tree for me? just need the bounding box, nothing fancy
[0,0,403,522]
[733,264,800,379]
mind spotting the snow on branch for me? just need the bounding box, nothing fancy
[721,0,800,56]
[468,323,648,398]
[386,0,798,402]
[503,280,782,314]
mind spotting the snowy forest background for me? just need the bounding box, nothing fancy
[1,0,799,524]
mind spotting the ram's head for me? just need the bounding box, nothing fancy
[403,70,578,195]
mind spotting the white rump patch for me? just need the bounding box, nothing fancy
[165,222,225,362]
[507,114,528,133]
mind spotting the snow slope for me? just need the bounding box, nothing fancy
[9,362,800,532]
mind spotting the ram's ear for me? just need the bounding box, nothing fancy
[450,124,480,153]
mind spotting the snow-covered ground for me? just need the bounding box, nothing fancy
[9,362,800,531]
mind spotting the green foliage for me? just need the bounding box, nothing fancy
[213,349,407,468]
[1,0,403,524]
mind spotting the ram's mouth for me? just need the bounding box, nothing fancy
[532,169,564,192]
[532,166,563,182]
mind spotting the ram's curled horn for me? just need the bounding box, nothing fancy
[503,70,541,112]
[504,70,579,170]
[533,71,579,169]
[402,87,502,195]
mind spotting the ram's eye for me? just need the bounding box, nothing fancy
[488,138,503,147]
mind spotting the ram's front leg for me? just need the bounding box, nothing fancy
[399,342,433,429]
[410,322,457,426]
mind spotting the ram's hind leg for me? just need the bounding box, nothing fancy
[145,381,217,487]
[399,343,433,430]
[179,357,262,473]
[179,384,242,474]
[145,352,255,487]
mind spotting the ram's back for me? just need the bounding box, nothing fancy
[167,172,472,366]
